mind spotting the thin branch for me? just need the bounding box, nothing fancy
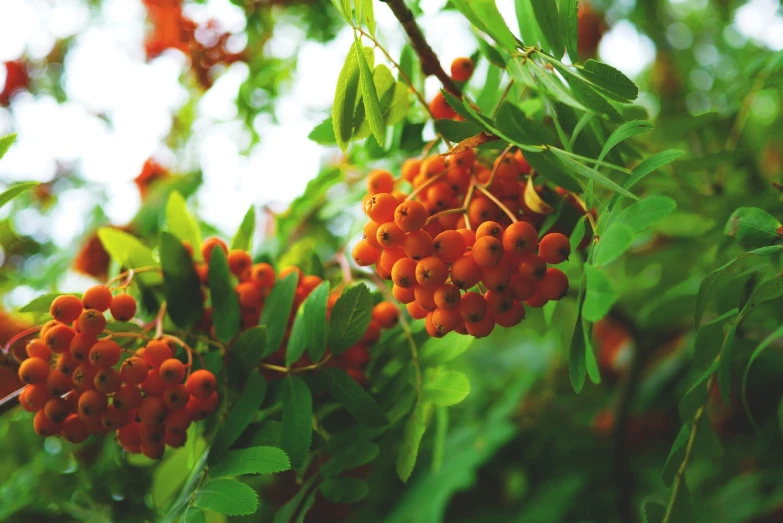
[475,184,518,223]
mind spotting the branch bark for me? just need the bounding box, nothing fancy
[383,0,462,97]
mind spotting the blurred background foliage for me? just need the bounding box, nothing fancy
[0,0,782,521]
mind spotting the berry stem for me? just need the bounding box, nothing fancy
[481,145,514,190]
[475,184,518,223]
[161,334,202,375]
[155,302,167,340]
[3,325,42,355]
[405,171,447,201]
[106,266,161,289]
[425,207,466,226]
[461,180,476,230]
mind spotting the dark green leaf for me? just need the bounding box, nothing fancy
[0,181,37,210]
[328,283,373,355]
[616,196,677,234]
[333,44,361,151]
[550,148,637,199]
[598,120,653,162]
[530,0,563,57]
[209,446,290,478]
[740,277,783,322]
[181,506,206,523]
[494,102,555,146]
[208,248,240,343]
[160,232,203,329]
[231,206,256,251]
[321,442,380,476]
[232,326,267,368]
[434,119,483,142]
[661,424,690,486]
[281,375,313,471]
[524,149,582,192]
[742,324,783,431]
[286,306,308,367]
[477,38,507,67]
[580,60,638,102]
[441,90,482,126]
[423,370,471,406]
[643,502,666,523]
[211,371,267,460]
[160,450,209,523]
[529,61,588,112]
[717,319,738,404]
[322,367,389,427]
[166,191,202,261]
[272,476,318,523]
[354,39,385,145]
[260,272,299,356]
[308,117,337,145]
[0,133,17,160]
[583,265,617,322]
[303,281,329,361]
[193,478,259,516]
[724,207,783,248]
[559,0,578,62]
[396,401,428,482]
[319,477,369,503]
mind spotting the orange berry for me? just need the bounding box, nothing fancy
[502,221,539,255]
[426,182,455,210]
[26,339,51,360]
[78,390,108,418]
[62,414,90,443]
[72,364,98,391]
[94,367,121,394]
[186,370,217,400]
[101,405,132,430]
[434,284,461,310]
[226,250,252,277]
[394,200,428,232]
[138,423,166,446]
[367,169,395,195]
[509,274,537,302]
[495,302,526,328]
[141,441,166,459]
[376,222,405,249]
[414,285,437,311]
[236,282,263,309]
[144,340,173,368]
[482,265,512,293]
[70,333,96,362]
[186,392,219,421]
[450,57,474,82]
[539,268,569,301]
[391,258,418,289]
[450,148,476,168]
[472,237,504,267]
[50,295,83,324]
[449,255,483,290]
[493,154,521,180]
[424,313,439,337]
[159,358,186,384]
[456,228,476,248]
[250,263,276,288]
[163,384,190,410]
[45,324,76,354]
[415,256,449,287]
[23,384,52,411]
[465,311,496,338]
[432,307,462,336]
[82,285,113,312]
[34,409,61,436]
[406,301,428,320]
[89,340,121,369]
[165,409,192,434]
[421,155,447,178]
[403,230,433,261]
[459,292,487,323]
[476,221,505,240]
[433,230,466,263]
[18,357,50,385]
[47,368,73,396]
[468,197,497,225]
[485,290,514,315]
[114,384,143,410]
[376,263,392,281]
[365,193,397,223]
[57,352,78,376]
[78,309,106,337]
[525,289,548,308]
[393,284,416,304]
[372,301,399,329]
[429,92,457,120]
[401,159,422,182]
[363,221,382,249]
[117,423,142,452]
[139,396,168,426]
[110,294,137,322]
[141,369,167,397]
[165,429,187,448]
[201,237,228,263]
[352,240,381,267]
[539,233,571,264]
[518,253,547,281]
[361,321,382,345]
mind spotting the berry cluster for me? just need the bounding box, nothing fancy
[17,287,218,459]
[190,238,399,385]
[352,148,571,338]
[429,57,475,120]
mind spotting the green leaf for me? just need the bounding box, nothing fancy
[694,245,783,327]
[285,306,308,367]
[181,506,206,523]
[567,74,623,122]
[308,117,337,145]
[583,265,617,322]
[550,148,637,199]
[434,119,483,142]
[450,0,519,51]
[580,60,638,102]
[616,196,677,234]
[515,0,545,48]
[361,0,375,34]
[593,222,634,266]
[724,207,783,248]
[166,191,202,261]
[386,81,410,126]
[281,375,313,471]
[232,326,268,368]
[354,38,385,145]
[98,228,159,277]
[529,61,588,112]
[740,277,783,322]
[0,181,37,210]
[160,450,210,523]
[333,44,361,151]
[319,477,369,503]
[328,283,373,355]
[621,149,683,191]
[209,446,290,478]
[419,332,474,366]
[524,149,582,193]
[303,281,330,361]
[260,272,299,356]
[559,0,578,62]
[193,478,259,516]
[598,120,653,162]
[661,424,690,486]
[160,231,203,329]
[432,407,448,473]
[423,370,471,406]
[396,402,428,483]
[717,320,738,404]
[321,442,380,477]
[18,292,79,314]
[530,0,563,57]
[322,367,389,427]
[742,324,783,431]
[643,502,666,523]
[477,38,507,67]
[210,371,267,460]
[231,206,256,252]
[494,102,555,147]
[570,217,587,252]
[208,248,240,343]
[0,133,17,160]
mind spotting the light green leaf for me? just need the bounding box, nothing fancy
[386,82,410,126]
[98,228,159,276]
[260,272,299,356]
[580,60,638,102]
[308,117,337,145]
[209,446,290,478]
[281,375,313,471]
[181,507,206,523]
[160,232,203,329]
[419,332,474,366]
[354,38,385,145]
[319,478,369,504]
[0,133,17,160]
[530,0,563,57]
[0,181,38,210]
[598,120,653,162]
[616,196,677,234]
[423,370,471,406]
[396,402,428,483]
[304,281,330,361]
[328,283,374,355]
[515,0,545,48]
[18,292,80,314]
[583,265,617,322]
[559,0,578,62]
[285,306,308,367]
[193,478,259,516]
[550,148,637,199]
[724,207,783,248]
[529,60,588,112]
[622,149,683,191]
[333,44,361,151]
[451,0,519,51]
[361,0,375,34]
[231,206,255,252]
[208,248,240,343]
[166,191,202,261]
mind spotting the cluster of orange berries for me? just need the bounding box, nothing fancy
[429,57,474,120]
[352,147,571,338]
[17,287,218,459]
[189,238,398,385]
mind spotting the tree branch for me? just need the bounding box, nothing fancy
[383,0,461,97]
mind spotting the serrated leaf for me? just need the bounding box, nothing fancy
[285,306,308,366]
[529,61,588,112]
[477,38,507,67]
[643,502,666,523]
[0,133,17,160]
[740,277,783,322]
[321,442,380,477]
[530,0,563,57]
[423,370,471,406]
[320,478,369,504]
[209,446,290,478]
[160,450,209,523]
[583,265,617,322]
[559,0,578,61]
[300,281,329,361]
[0,181,37,210]
[661,424,690,486]
[524,149,582,193]
[333,44,361,151]
[621,150,683,192]
[386,82,410,126]
[232,326,267,368]
[181,506,206,523]
[281,375,312,472]
[550,148,637,199]
[260,272,299,356]
[166,191,202,261]
[98,228,159,277]
[616,196,676,234]
[396,402,427,482]
[598,120,653,162]
[742,323,783,431]
[210,371,267,460]
[724,207,783,248]
[328,283,373,355]
[717,320,738,404]
[494,102,555,146]
[193,478,259,516]
[231,206,255,252]
[434,119,483,142]
[208,248,240,343]
[322,367,389,427]
[694,245,783,327]
[580,60,638,102]
[18,292,80,314]
[451,0,519,51]
[419,332,474,366]
[160,231,203,329]
[308,117,337,145]
[593,222,634,267]
[354,38,385,145]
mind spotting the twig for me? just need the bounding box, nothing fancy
[425,207,466,225]
[405,171,447,201]
[475,184,518,223]
[155,302,167,339]
[482,144,514,189]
